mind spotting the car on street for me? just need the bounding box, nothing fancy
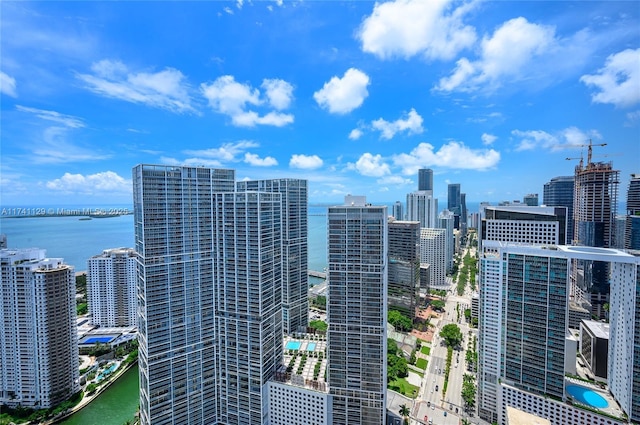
[435,385,439,391]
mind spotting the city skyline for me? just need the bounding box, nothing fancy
[1,1,638,206]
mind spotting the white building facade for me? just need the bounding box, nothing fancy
[406,190,438,229]
[87,247,137,327]
[0,248,79,409]
[419,228,446,287]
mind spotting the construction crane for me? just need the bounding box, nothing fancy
[564,139,607,165]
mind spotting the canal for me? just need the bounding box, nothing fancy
[59,365,139,425]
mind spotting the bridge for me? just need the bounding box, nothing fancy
[308,270,327,279]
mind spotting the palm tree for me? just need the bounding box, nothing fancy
[399,403,410,424]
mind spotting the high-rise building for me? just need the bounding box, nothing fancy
[523,193,539,206]
[134,164,235,425]
[626,174,640,249]
[237,178,308,334]
[419,228,446,287]
[406,191,437,228]
[572,161,620,318]
[0,248,79,409]
[418,168,433,191]
[478,242,640,425]
[437,209,455,272]
[388,219,420,319]
[460,192,467,229]
[392,200,403,221]
[448,183,461,215]
[543,176,575,244]
[327,195,387,424]
[87,247,137,327]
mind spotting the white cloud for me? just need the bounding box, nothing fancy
[437,17,557,93]
[17,105,85,128]
[349,128,363,140]
[261,79,294,110]
[512,127,602,151]
[1,71,17,97]
[46,171,131,194]
[290,154,323,170]
[393,141,500,173]
[244,152,278,166]
[201,75,294,126]
[625,110,640,127]
[31,127,110,164]
[371,108,424,139]
[184,140,259,161]
[580,48,640,108]
[313,68,370,114]
[78,59,196,113]
[224,7,234,15]
[481,133,497,145]
[350,153,391,177]
[376,175,412,185]
[160,156,224,167]
[357,0,477,61]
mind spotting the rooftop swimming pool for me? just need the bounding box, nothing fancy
[566,385,608,409]
[307,342,317,351]
[285,341,301,350]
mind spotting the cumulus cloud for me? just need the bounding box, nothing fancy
[377,175,413,185]
[371,108,424,139]
[393,141,500,173]
[201,75,294,126]
[436,17,557,93]
[290,154,323,170]
[184,140,259,161]
[512,127,602,151]
[46,171,131,194]
[77,59,196,113]
[580,48,640,108]
[349,153,391,177]
[1,71,17,97]
[349,128,363,140]
[244,152,278,166]
[357,0,476,61]
[481,133,497,145]
[313,68,370,114]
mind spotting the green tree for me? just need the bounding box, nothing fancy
[430,299,445,311]
[388,310,412,332]
[439,323,463,348]
[399,403,410,424]
[309,319,328,332]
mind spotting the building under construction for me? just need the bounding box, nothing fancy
[571,155,620,318]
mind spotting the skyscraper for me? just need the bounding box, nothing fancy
[437,209,454,273]
[626,174,640,249]
[418,168,433,191]
[523,193,538,206]
[406,191,437,228]
[0,248,79,409]
[543,176,575,244]
[134,164,235,425]
[388,219,420,319]
[87,247,137,327]
[392,200,403,221]
[447,183,461,214]
[419,228,446,287]
[237,178,308,334]
[327,195,387,424]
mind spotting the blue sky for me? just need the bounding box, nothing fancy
[1,1,639,207]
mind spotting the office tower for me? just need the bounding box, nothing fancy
[448,183,461,229]
[437,209,455,272]
[0,248,79,409]
[388,219,420,319]
[327,196,387,424]
[460,192,468,229]
[392,200,403,221]
[478,242,640,425]
[626,174,640,249]
[418,168,433,191]
[523,193,538,206]
[543,176,575,244]
[419,228,446,287]
[406,191,437,228]
[134,164,235,425]
[237,179,308,334]
[87,247,137,327]
[573,161,619,318]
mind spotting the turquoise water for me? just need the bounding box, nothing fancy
[307,342,317,351]
[97,364,118,382]
[286,341,301,350]
[566,385,608,408]
[59,364,139,425]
